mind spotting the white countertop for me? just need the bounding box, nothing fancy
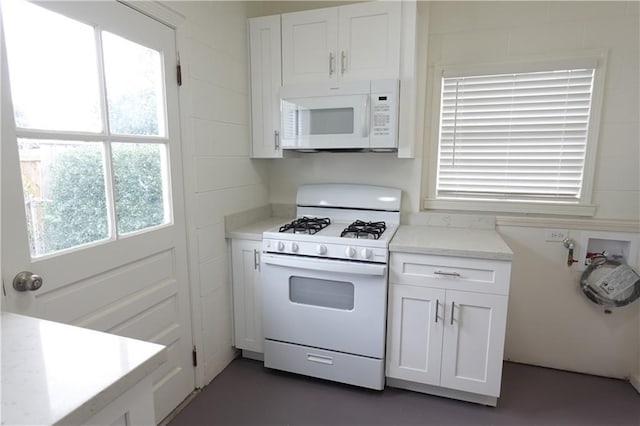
[1,312,167,426]
[390,225,513,261]
[225,217,291,241]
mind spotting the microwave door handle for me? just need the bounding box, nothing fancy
[363,95,371,137]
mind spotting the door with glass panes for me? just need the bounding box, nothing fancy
[0,1,194,422]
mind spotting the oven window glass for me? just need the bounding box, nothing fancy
[298,108,354,135]
[289,276,354,310]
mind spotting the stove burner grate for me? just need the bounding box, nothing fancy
[279,216,331,235]
[341,220,387,240]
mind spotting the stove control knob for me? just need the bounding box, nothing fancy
[361,248,372,259]
[290,242,299,253]
[317,244,327,255]
[277,241,285,252]
[345,247,356,258]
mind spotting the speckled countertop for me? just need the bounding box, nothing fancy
[1,312,167,426]
[225,216,290,241]
[389,226,513,261]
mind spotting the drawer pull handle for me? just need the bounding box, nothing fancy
[450,301,455,325]
[435,299,439,323]
[307,354,333,365]
[434,270,461,277]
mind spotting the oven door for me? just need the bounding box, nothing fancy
[262,253,387,359]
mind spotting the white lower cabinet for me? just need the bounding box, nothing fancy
[84,376,155,426]
[387,284,444,385]
[231,239,263,354]
[386,252,511,405]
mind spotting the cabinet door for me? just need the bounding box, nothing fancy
[249,15,282,158]
[231,240,263,353]
[338,1,401,81]
[282,8,338,85]
[386,284,445,385]
[440,291,508,397]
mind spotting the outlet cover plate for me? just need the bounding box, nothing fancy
[545,229,568,242]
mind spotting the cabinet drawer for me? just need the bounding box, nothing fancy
[390,253,511,295]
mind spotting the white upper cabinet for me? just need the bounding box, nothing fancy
[249,15,283,158]
[338,2,401,81]
[282,8,338,84]
[282,2,401,85]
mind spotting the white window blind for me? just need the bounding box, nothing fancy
[436,68,596,203]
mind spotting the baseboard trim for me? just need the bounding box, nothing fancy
[386,377,498,407]
[631,373,640,394]
[158,389,200,426]
[242,349,264,361]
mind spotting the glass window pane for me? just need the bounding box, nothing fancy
[19,140,109,257]
[112,143,169,234]
[102,32,166,136]
[2,0,102,132]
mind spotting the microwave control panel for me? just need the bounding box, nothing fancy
[372,97,392,136]
[370,80,399,149]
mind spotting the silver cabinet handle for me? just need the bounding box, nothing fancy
[340,50,346,75]
[254,249,260,270]
[13,271,43,292]
[434,270,461,277]
[274,130,280,150]
[450,301,455,325]
[435,299,439,323]
[329,52,335,76]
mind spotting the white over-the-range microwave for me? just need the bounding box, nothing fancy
[279,79,399,152]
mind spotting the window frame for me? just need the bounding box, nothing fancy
[424,51,608,216]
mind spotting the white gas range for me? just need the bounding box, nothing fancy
[261,184,401,390]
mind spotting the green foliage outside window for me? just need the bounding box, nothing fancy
[42,144,164,252]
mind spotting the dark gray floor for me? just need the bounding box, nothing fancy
[168,357,640,425]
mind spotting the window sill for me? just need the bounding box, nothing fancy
[423,198,597,217]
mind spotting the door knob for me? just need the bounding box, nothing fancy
[13,271,43,292]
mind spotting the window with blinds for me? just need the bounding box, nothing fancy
[436,68,596,204]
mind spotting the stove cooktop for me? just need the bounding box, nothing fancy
[264,218,398,263]
[278,217,331,235]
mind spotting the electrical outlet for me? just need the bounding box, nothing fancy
[545,229,568,242]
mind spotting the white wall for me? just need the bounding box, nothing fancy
[164,1,270,385]
[269,153,422,212]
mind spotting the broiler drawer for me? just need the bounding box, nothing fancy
[390,253,511,295]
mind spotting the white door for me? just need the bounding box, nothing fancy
[282,8,338,85]
[386,284,444,385]
[0,1,194,422]
[338,1,401,81]
[440,291,508,397]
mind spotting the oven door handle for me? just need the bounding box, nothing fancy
[262,254,387,276]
